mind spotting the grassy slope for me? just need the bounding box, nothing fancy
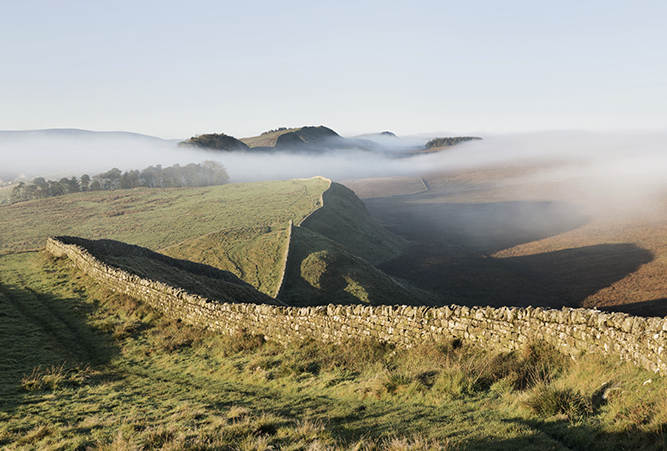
[61,236,281,306]
[1,176,424,308]
[0,178,330,253]
[160,224,291,297]
[280,227,440,307]
[2,251,667,450]
[302,182,406,266]
[240,128,300,148]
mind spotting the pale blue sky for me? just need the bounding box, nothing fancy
[2,0,665,139]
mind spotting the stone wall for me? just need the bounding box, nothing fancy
[274,220,293,299]
[296,177,331,227]
[47,236,667,375]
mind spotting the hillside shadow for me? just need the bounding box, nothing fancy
[367,196,655,308]
[378,241,652,309]
[600,298,667,318]
[378,241,653,308]
[463,417,667,451]
[500,245,654,307]
[0,282,119,415]
[366,199,589,255]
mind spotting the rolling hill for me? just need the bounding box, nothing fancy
[239,126,381,152]
[160,224,291,297]
[0,176,433,307]
[3,166,667,449]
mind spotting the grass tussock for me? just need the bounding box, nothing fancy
[523,384,593,419]
[21,363,95,391]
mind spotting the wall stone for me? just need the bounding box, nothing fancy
[46,236,667,375]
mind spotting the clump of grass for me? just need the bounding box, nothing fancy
[347,435,456,451]
[21,363,93,391]
[431,368,476,399]
[227,406,251,422]
[142,426,175,449]
[523,384,593,419]
[217,328,267,356]
[516,341,569,386]
[382,435,455,451]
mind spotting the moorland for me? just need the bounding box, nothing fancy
[2,135,667,449]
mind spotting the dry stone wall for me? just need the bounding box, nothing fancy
[296,177,331,227]
[47,236,667,375]
[274,220,293,299]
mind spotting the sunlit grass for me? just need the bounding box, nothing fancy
[2,251,667,450]
[0,178,329,253]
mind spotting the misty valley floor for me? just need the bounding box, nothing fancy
[348,165,667,316]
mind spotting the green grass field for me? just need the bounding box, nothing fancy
[0,178,330,254]
[4,170,667,449]
[0,176,422,307]
[2,251,667,450]
[161,224,291,297]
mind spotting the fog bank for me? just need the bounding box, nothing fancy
[2,131,666,212]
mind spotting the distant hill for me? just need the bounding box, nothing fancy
[239,126,381,152]
[353,131,399,143]
[0,128,178,145]
[0,128,182,180]
[178,133,249,151]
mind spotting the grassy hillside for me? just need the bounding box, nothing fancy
[178,133,249,151]
[280,227,440,306]
[58,236,280,306]
[1,176,420,307]
[0,178,330,253]
[2,250,667,450]
[161,224,291,297]
[302,182,406,265]
[240,127,300,148]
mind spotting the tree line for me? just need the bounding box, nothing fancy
[261,127,289,135]
[10,161,229,203]
[425,136,482,149]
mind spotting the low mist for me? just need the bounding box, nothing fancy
[2,129,666,217]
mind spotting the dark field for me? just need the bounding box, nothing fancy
[344,163,667,315]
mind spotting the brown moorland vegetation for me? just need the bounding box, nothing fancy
[344,162,667,316]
